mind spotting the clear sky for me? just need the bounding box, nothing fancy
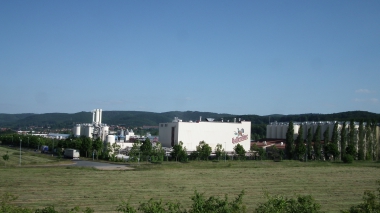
[1,0,379,115]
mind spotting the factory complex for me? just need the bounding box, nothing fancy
[71,110,251,154]
[69,109,379,159]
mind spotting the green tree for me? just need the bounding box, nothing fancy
[341,121,347,159]
[306,127,313,160]
[313,125,321,160]
[215,144,223,161]
[285,121,295,159]
[80,136,92,158]
[196,141,212,160]
[251,143,265,160]
[331,122,340,160]
[2,151,9,167]
[128,142,141,162]
[295,124,306,160]
[151,142,165,163]
[323,126,330,160]
[234,144,246,160]
[140,138,152,162]
[348,120,356,151]
[92,138,103,160]
[171,141,187,162]
[358,120,365,160]
[365,120,373,161]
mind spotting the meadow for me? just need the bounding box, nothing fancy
[1,145,380,212]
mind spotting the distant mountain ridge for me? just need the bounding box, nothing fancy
[0,110,379,129]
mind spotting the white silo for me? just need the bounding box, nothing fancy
[107,135,116,144]
[73,124,81,136]
[99,109,102,124]
[102,126,109,141]
[266,125,271,138]
[281,125,288,139]
[275,125,281,139]
[293,124,300,139]
[302,123,308,140]
[270,125,275,138]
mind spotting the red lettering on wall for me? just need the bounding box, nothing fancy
[232,135,248,144]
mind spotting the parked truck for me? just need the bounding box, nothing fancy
[64,149,80,159]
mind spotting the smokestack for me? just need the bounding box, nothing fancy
[200,116,202,121]
[234,118,236,123]
[99,109,102,124]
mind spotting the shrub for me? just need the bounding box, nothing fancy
[342,180,380,213]
[342,154,354,164]
[255,193,323,213]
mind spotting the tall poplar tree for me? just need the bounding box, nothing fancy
[331,122,339,147]
[358,120,365,160]
[313,125,321,160]
[306,127,313,160]
[340,121,347,158]
[295,124,306,160]
[285,121,295,160]
[347,120,357,158]
[349,120,356,147]
[323,126,330,160]
[365,120,372,160]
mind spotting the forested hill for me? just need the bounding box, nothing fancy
[223,111,380,125]
[0,110,379,129]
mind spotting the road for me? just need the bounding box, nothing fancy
[70,160,133,170]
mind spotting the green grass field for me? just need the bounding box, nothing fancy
[0,146,61,166]
[0,147,380,212]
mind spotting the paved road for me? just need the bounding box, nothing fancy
[70,160,133,170]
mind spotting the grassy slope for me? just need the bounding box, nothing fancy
[0,146,68,166]
[0,160,379,212]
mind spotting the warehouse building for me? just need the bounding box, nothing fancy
[159,117,251,152]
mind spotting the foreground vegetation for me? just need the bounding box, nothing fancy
[1,159,380,212]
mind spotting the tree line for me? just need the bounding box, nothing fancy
[284,119,378,163]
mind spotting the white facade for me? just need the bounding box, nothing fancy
[159,119,251,152]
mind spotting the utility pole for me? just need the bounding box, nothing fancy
[19,138,22,166]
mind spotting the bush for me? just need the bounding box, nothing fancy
[342,154,354,164]
[342,180,380,213]
[255,193,323,213]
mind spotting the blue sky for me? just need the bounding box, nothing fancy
[1,0,379,115]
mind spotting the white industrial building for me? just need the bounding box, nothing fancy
[72,109,109,141]
[159,117,251,152]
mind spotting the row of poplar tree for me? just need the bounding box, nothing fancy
[284,120,378,162]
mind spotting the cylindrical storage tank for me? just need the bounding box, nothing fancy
[99,109,102,124]
[107,135,115,144]
[73,125,81,136]
[102,126,109,136]
[282,125,288,139]
[266,125,271,138]
[84,126,93,138]
[96,109,100,123]
[270,125,277,138]
[293,124,300,140]
[321,123,327,140]
[276,125,281,139]
[302,123,308,140]
[275,125,281,139]
[88,126,93,138]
